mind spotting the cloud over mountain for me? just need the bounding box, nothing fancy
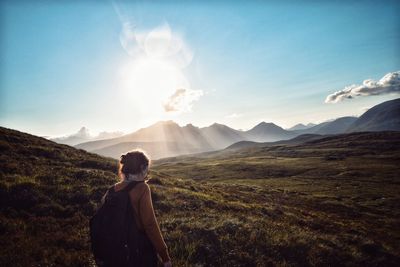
[163,88,203,112]
[50,127,124,146]
[325,71,400,103]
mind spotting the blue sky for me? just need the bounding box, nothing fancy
[1,0,399,137]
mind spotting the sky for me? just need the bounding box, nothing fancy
[1,0,399,138]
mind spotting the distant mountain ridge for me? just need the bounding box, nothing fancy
[74,121,294,159]
[246,122,296,142]
[69,98,400,159]
[226,134,325,150]
[347,98,400,132]
[313,117,358,135]
[287,123,316,131]
[50,127,124,146]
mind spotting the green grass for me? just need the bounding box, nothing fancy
[150,132,400,266]
[1,127,400,266]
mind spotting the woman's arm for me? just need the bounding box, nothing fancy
[139,183,171,263]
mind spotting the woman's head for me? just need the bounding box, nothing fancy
[118,149,151,181]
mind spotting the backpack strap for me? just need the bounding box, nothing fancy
[107,184,115,193]
[123,180,144,193]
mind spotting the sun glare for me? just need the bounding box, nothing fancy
[119,57,190,115]
[116,19,200,120]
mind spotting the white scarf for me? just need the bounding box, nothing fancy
[123,166,148,182]
[124,173,145,182]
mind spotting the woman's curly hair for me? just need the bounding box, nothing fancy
[118,149,151,181]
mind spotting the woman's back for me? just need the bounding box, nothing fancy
[113,181,170,264]
[114,181,147,231]
[113,149,171,266]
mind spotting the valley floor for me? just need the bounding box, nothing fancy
[149,134,400,266]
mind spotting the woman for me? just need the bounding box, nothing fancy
[112,149,172,267]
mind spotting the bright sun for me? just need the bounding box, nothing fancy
[119,57,190,115]
[116,21,198,120]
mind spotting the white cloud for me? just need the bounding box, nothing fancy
[73,127,91,139]
[163,88,203,113]
[53,127,124,141]
[325,71,400,103]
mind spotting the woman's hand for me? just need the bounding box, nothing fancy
[163,261,172,267]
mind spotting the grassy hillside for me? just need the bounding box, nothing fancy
[0,126,119,266]
[1,126,400,266]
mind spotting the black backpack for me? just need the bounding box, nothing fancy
[89,181,146,267]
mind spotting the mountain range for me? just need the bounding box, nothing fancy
[50,127,124,146]
[69,98,400,160]
[287,123,316,131]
